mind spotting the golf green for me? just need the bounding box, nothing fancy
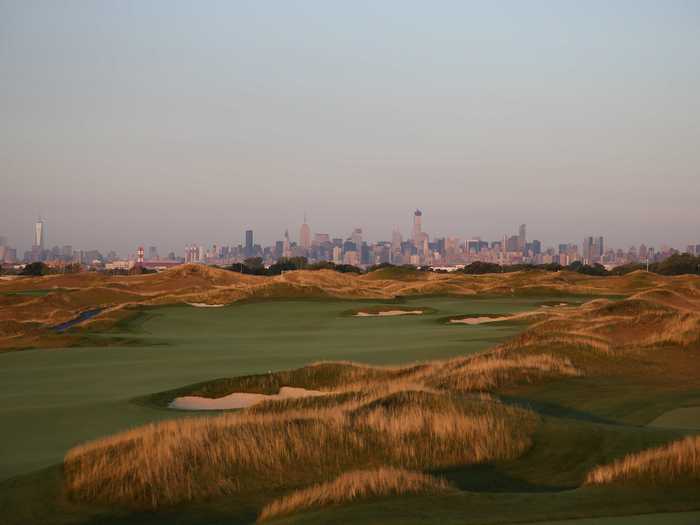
[0,296,563,481]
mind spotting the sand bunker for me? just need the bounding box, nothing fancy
[187,303,225,308]
[354,310,423,317]
[449,311,537,325]
[648,407,700,430]
[449,316,511,325]
[169,386,326,410]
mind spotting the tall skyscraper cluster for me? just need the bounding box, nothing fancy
[3,213,693,272]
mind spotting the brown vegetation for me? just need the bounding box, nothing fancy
[585,436,700,485]
[51,267,700,517]
[257,467,453,522]
[2,263,700,351]
[64,345,585,509]
[498,288,700,360]
[64,389,536,509]
[426,353,581,392]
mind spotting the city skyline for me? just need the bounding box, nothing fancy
[2,211,697,272]
[1,210,698,260]
[2,1,699,255]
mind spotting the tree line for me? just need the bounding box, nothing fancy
[459,253,700,276]
[5,253,700,278]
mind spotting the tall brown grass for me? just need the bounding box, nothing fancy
[637,313,700,347]
[64,390,536,509]
[495,294,700,356]
[257,467,453,522]
[585,436,700,485]
[59,272,700,514]
[426,353,581,391]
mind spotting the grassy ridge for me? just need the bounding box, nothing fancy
[586,436,700,486]
[258,468,453,522]
[2,264,696,351]
[3,269,700,523]
[65,390,536,508]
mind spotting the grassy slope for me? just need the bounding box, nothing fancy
[0,265,685,352]
[0,296,548,481]
[3,358,694,524]
[270,489,700,525]
[1,413,694,525]
[1,270,700,524]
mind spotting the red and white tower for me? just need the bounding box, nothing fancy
[137,246,144,264]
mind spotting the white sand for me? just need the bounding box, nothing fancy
[450,310,541,325]
[187,303,225,308]
[355,310,423,317]
[169,386,326,410]
[449,316,509,325]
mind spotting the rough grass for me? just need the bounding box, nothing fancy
[2,264,696,353]
[427,353,581,392]
[586,436,700,485]
[257,467,453,522]
[48,269,700,518]
[144,351,581,409]
[142,361,425,407]
[497,292,700,358]
[64,390,536,509]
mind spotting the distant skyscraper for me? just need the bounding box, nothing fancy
[34,218,45,249]
[412,209,423,246]
[313,233,330,245]
[147,246,159,261]
[583,236,604,263]
[351,228,362,249]
[391,228,403,261]
[245,230,254,256]
[185,245,201,263]
[506,235,520,253]
[283,230,291,258]
[299,215,311,250]
[518,224,526,253]
[332,245,342,264]
[583,237,593,262]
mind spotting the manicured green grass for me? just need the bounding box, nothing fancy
[0,288,76,297]
[0,296,555,481]
[518,512,700,525]
[649,406,700,430]
[2,295,699,525]
[0,415,695,525]
[269,488,700,525]
[1,289,52,296]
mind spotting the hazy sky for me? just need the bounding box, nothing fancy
[2,1,699,256]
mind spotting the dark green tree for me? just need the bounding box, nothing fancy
[650,253,700,275]
[463,261,502,274]
[21,262,48,276]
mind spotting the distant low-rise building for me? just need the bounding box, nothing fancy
[105,260,133,271]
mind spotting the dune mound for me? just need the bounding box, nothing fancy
[586,436,700,486]
[258,467,452,522]
[65,389,535,508]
